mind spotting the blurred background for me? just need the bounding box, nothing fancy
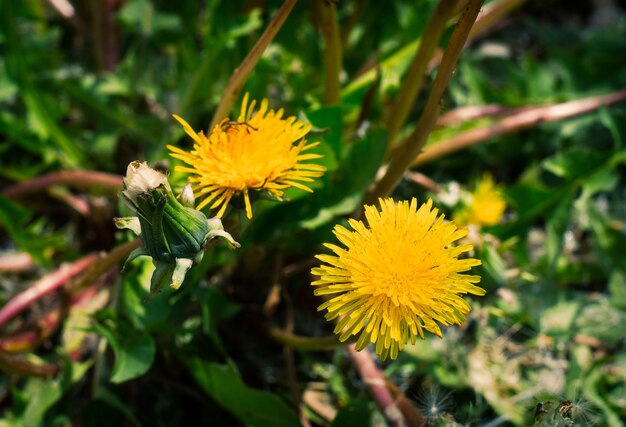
[1,0,626,426]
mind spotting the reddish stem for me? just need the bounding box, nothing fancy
[0,308,62,352]
[0,274,113,353]
[2,170,122,199]
[413,88,626,165]
[347,345,406,427]
[0,252,35,272]
[0,254,99,329]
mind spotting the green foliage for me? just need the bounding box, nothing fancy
[186,359,301,427]
[1,1,626,426]
[91,311,156,384]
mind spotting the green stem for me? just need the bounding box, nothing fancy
[0,352,60,379]
[209,0,298,130]
[268,327,347,351]
[385,0,463,153]
[365,0,485,205]
[71,239,141,291]
[316,0,342,105]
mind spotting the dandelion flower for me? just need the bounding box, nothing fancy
[455,174,506,226]
[311,198,484,361]
[167,94,326,219]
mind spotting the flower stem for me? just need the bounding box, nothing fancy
[0,352,60,378]
[0,254,99,329]
[2,170,122,198]
[71,239,141,291]
[385,0,463,152]
[412,88,626,166]
[427,0,526,72]
[268,327,346,351]
[315,0,342,105]
[45,0,85,33]
[365,0,485,204]
[209,0,298,130]
[347,345,409,427]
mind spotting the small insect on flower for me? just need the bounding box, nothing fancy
[220,120,258,133]
[311,198,484,361]
[167,93,326,219]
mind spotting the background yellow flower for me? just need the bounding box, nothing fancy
[312,198,484,360]
[455,174,506,227]
[168,94,326,219]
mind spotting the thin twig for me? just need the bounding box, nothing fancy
[0,254,99,329]
[281,277,311,427]
[44,0,85,33]
[316,0,342,105]
[268,327,346,351]
[263,254,283,316]
[386,0,464,149]
[427,0,526,71]
[0,252,35,273]
[412,88,626,166]
[48,187,91,216]
[365,0,485,204]
[404,171,442,193]
[0,352,60,378]
[465,0,525,40]
[436,103,513,126]
[71,239,141,291]
[347,345,407,427]
[386,380,429,427]
[2,170,122,199]
[0,307,61,353]
[209,0,298,130]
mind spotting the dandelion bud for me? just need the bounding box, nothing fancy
[116,161,239,297]
[180,183,195,208]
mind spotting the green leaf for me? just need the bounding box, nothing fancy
[193,287,240,355]
[118,0,181,36]
[92,317,156,384]
[186,359,301,427]
[543,147,607,180]
[545,194,573,276]
[584,366,623,427]
[479,243,507,287]
[0,196,66,265]
[331,397,371,427]
[120,260,172,333]
[608,271,626,310]
[93,387,142,427]
[245,127,386,247]
[574,298,626,346]
[539,300,581,338]
[305,106,343,157]
[297,127,387,230]
[17,360,91,427]
[22,380,61,427]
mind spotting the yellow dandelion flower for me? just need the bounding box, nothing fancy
[311,198,484,361]
[167,94,326,219]
[455,174,506,226]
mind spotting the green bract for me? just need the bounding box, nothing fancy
[115,161,239,297]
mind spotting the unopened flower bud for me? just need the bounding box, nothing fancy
[116,161,240,298]
[180,183,195,208]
